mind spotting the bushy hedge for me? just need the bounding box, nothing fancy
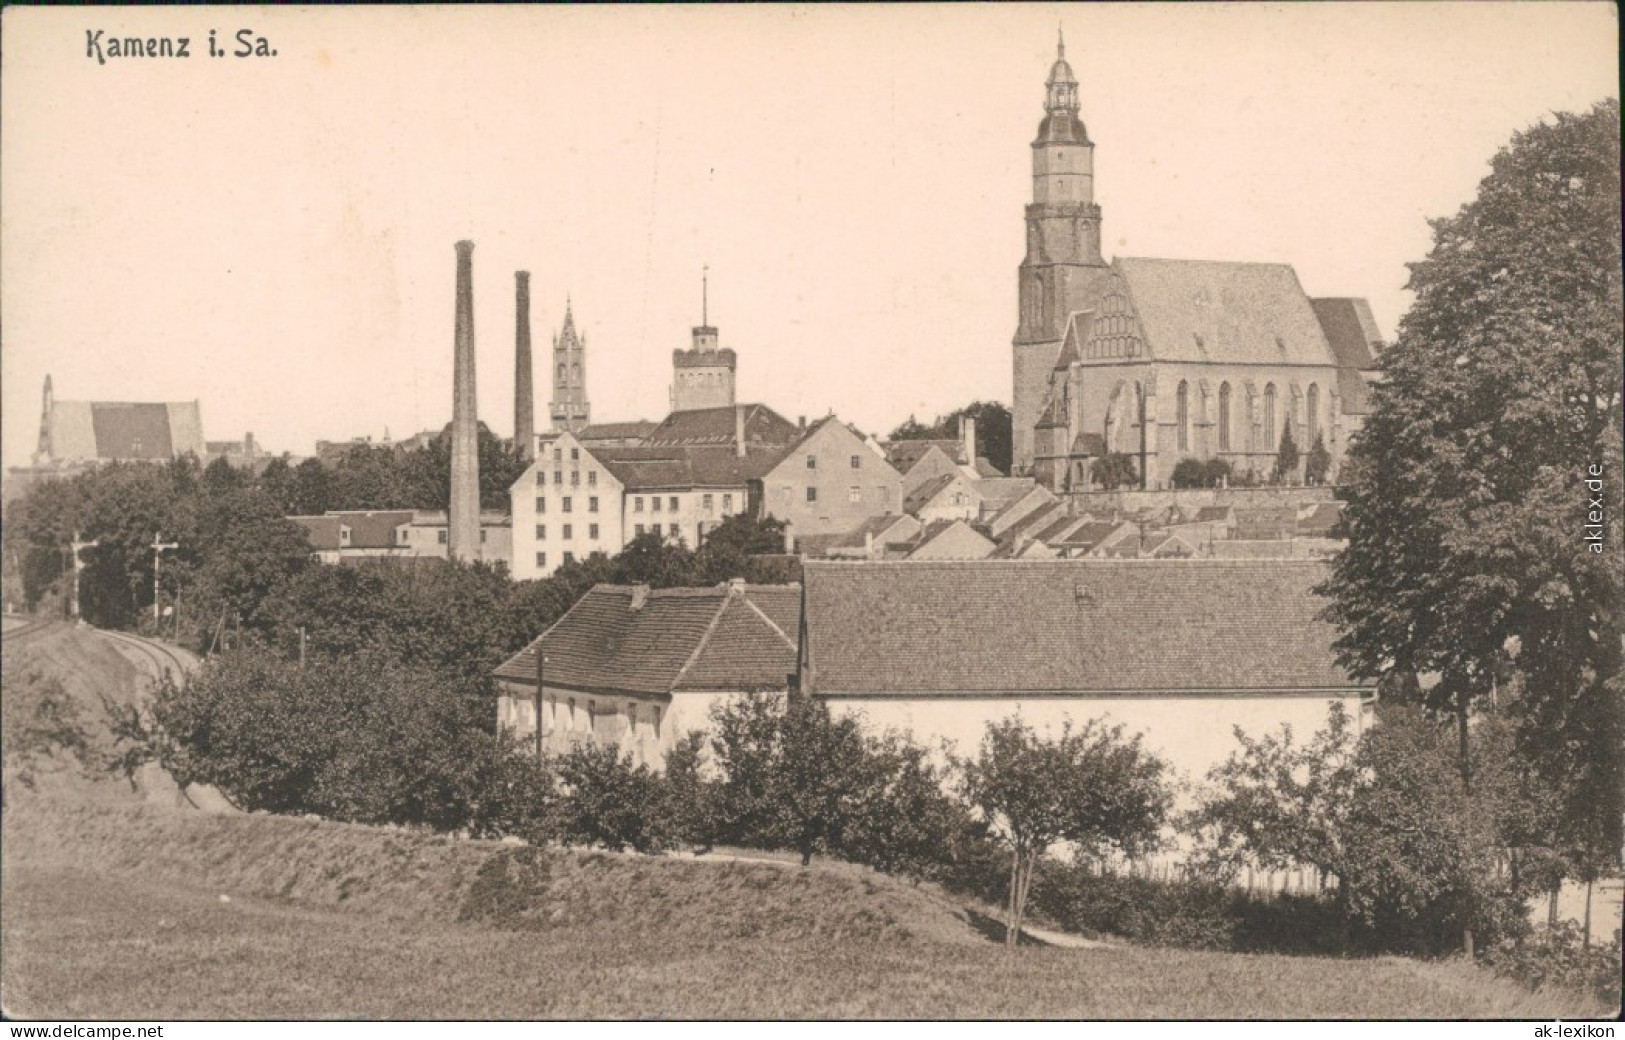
[1485,923,1623,1007]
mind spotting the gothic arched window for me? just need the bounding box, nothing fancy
[1306,384,1320,445]
[1263,384,1278,449]
[1176,380,1190,452]
[1218,383,1232,451]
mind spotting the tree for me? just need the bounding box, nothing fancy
[1203,457,1232,488]
[289,457,331,515]
[1093,452,1138,491]
[1170,458,1209,489]
[1319,101,1623,954]
[1194,703,1549,956]
[960,715,1170,948]
[1272,421,1300,485]
[1304,433,1332,486]
[887,401,1014,475]
[707,692,882,866]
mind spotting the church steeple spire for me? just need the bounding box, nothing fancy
[1047,28,1078,114]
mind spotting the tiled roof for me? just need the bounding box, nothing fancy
[802,560,1365,696]
[1070,432,1107,456]
[579,420,658,443]
[1114,258,1336,367]
[974,457,1003,478]
[1051,520,1129,551]
[643,404,799,448]
[885,439,967,471]
[44,400,206,463]
[493,583,800,694]
[1297,501,1344,538]
[1193,505,1235,523]
[290,510,415,551]
[904,472,961,514]
[596,444,786,489]
[973,477,1037,511]
[1311,298,1382,371]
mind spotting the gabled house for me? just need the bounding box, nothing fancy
[760,415,903,541]
[289,510,417,563]
[904,471,983,524]
[798,559,1376,791]
[904,520,996,560]
[493,581,801,767]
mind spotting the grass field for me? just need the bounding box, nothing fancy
[2,623,1615,1020]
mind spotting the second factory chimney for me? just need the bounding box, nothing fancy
[514,271,535,462]
[449,240,481,562]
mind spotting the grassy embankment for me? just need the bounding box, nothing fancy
[2,623,1614,1020]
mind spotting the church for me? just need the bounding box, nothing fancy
[1011,35,1382,490]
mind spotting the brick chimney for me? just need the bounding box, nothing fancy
[962,415,977,468]
[630,584,651,611]
[449,241,480,562]
[514,271,534,462]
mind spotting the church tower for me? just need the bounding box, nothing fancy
[549,299,591,433]
[671,268,737,412]
[1012,31,1112,473]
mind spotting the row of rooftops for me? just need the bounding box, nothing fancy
[493,559,1370,700]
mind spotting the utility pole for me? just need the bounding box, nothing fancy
[151,535,178,627]
[69,532,99,622]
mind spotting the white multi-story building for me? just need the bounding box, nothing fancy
[509,429,785,581]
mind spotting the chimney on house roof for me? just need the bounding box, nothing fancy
[783,521,794,555]
[864,529,875,560]
[727,577,746,595]
[629,584,651,611]
[962,415,977,467]
[735,404,746,459]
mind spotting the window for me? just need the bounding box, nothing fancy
[480,530,487,543]
[589,524,599,539]
[339,528,350,545]
[562,497,573,513]
[1218,383,1232,451]
[562,524,573,539]
[848,486,861,503]
[668,524,679,538]
[878,486,892,506]
[1263,384,1278,448]
[1306,384,1320,444]
[438,530,448,545]
[667,496,678,512]
[554,470,563,485]
[652,497,662,513]
[850,455,861,469]
[536,497,546,514]
[587,471,597,487]
[536,551,546,567]
[806,455,817,469]
[589,496,599,513]
[635,523,645,536]
[807,486,818,503]
[652,705,662,738]
[536,471,545,486]
[570,447,579,461]
[1176,380,1190,452]
[536,524,546,539]
[553,448,562,462]
[703,493,713,511]
[563,551,575,565]
[722,494,734,513]
[634,497,644,512]
[626,702,637,733]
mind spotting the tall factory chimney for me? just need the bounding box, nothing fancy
[450,240,481,562]
[514,271,535,461]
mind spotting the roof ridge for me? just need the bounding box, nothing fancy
[738,593,798,653]
[669,593,743,689]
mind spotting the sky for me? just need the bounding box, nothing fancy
[2,3,1618,467]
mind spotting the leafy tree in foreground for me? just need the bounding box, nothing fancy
[961,716,1170,948]
[1319,100,1623,956]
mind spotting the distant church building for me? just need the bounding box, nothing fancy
[550,300,591,433]
[671,271,736,413]
[31,375,206,466]
[1011,35,1380,489]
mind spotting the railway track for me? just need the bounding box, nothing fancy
[95,628,198,685]
[3,617,57,643]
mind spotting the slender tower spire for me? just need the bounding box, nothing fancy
[449,241,480,562]
[514,271,535,461]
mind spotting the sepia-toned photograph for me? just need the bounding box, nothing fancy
[1,2,1620,1025]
